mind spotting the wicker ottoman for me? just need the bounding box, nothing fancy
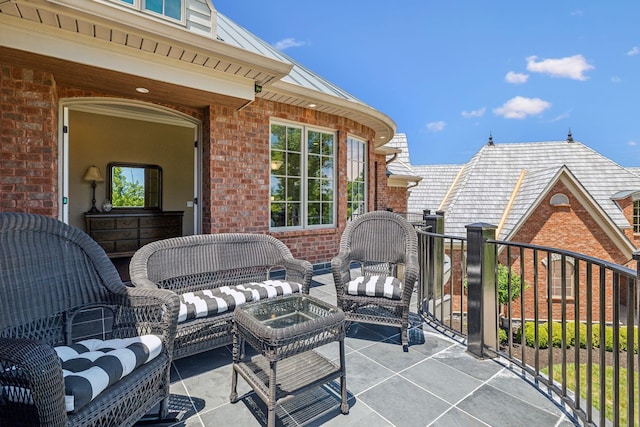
[230,294,348,426]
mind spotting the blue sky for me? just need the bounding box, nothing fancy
[215,1,640,167]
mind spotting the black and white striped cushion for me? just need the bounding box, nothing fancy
[177,280,302,322]
[346,275,402,300]
[54,335,162,412]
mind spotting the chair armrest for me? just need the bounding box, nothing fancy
[107,287,180,356]
[331,252,352,293]
[401,251,420,301]
[0,338,67,427]
[280,258,313,294]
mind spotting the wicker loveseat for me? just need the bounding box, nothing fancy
[0,212,180,427]
[129,233,313,360]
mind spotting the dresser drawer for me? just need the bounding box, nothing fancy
[139,216,181,228]
[140,226,181,239]
[89,218,116,230]
[116,218,138,229]
[91,229,138,241]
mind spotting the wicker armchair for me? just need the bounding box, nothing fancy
[0,213,179,427]
[129,233,313,360]
[331,211,419,351]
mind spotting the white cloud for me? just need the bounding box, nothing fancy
[493,96,551,119]
[611,76,622,83]
[629,140,637,147]
[550,111,571,122]
[505,71,529,84]
[526,54,594,80]
[627,46,640,56]
[426,121,446,132]
[274,38,306,50]
[462,107,486,119]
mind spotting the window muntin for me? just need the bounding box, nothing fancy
[347,137,366,221]
[634,200,640,233]
[548,256,575,299]
[270,122,335,229]
[112,0,183,22]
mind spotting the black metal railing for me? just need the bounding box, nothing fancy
[417,213,639,426]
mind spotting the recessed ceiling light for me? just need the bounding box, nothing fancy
[136,87,149,93]
[308,103,317,108]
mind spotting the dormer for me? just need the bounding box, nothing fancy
[100,0,217,37]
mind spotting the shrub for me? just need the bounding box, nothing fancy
[519,321,549,349]
[550,321,571,348]
[499,328,508,344]
[567,321,588,348]
[619,326,639,354]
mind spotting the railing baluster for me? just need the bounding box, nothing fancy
[414,215,638,425]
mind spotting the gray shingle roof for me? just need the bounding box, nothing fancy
[407,164,463,214]
[408,140,640,238]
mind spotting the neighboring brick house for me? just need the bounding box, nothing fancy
[383,134,422,216]
[0,0,398,271]
[404,134,640,322]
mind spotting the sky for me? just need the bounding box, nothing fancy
[214,1,640,167]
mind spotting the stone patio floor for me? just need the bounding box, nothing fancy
[138,273,582,427]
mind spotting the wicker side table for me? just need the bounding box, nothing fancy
[230,294,348,427]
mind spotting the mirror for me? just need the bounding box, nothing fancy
[107,162,162,210]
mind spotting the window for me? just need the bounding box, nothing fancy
[634,200,640,233]
[112,0,183,21]
[550,193,569,206]
[270,122,335,229]
[545,255,575,299]
[347,137,366,220]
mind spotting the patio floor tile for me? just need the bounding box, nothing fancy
[136,273,580,427]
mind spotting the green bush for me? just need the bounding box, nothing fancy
[499,328,508,344]
[550,321,571,348]
[518,321,549,349]
[618,326,638,354]
[567,321,588,348]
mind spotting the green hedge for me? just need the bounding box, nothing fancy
[513,321,638,353]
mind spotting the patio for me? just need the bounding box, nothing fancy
[148,272,581,427]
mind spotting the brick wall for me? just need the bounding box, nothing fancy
[616,196,640,248]
[206,100,378,264]
[505,180,626,322]
[387,186,408,213]
[1,62,389,266]
[1,64,58,215]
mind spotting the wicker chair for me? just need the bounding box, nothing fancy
[331,211,419,351]
[129,233,313,360]
[0,212,179,427]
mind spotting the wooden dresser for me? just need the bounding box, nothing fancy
[85,211,183,258]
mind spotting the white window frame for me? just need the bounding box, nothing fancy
[346,136,367,221]
[633,199,640,234]
[543,255,575,299]
[109,0,186,24]
[269,120,336,230]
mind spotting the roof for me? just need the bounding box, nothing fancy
[0,0,395,143]
[407,140,640,243]
[383,133,422,186]
[215,12,396,144]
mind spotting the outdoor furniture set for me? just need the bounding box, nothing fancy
[0,211,417,426]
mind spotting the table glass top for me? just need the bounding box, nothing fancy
[240,295,338,329]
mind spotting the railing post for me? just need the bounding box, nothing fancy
[423,212,444,314]
[466,222,498,358]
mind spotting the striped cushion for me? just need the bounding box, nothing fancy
[177,280,302,323]
[346,275,403,300]
[54,335,163,412]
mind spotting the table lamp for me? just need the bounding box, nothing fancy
[83,165,104,213]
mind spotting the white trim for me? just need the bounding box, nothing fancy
[59,97,201,232]
[0,14,255,101]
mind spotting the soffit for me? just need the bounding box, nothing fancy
[0,0,292,95]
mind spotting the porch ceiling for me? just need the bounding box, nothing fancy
[0,0,396,143]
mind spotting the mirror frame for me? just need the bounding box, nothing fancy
[106,162,163,210]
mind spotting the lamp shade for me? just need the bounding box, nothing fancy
[83,165,104,182]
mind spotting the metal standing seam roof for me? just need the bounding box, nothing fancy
[407,140,640,238]
[216,13,368,105]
